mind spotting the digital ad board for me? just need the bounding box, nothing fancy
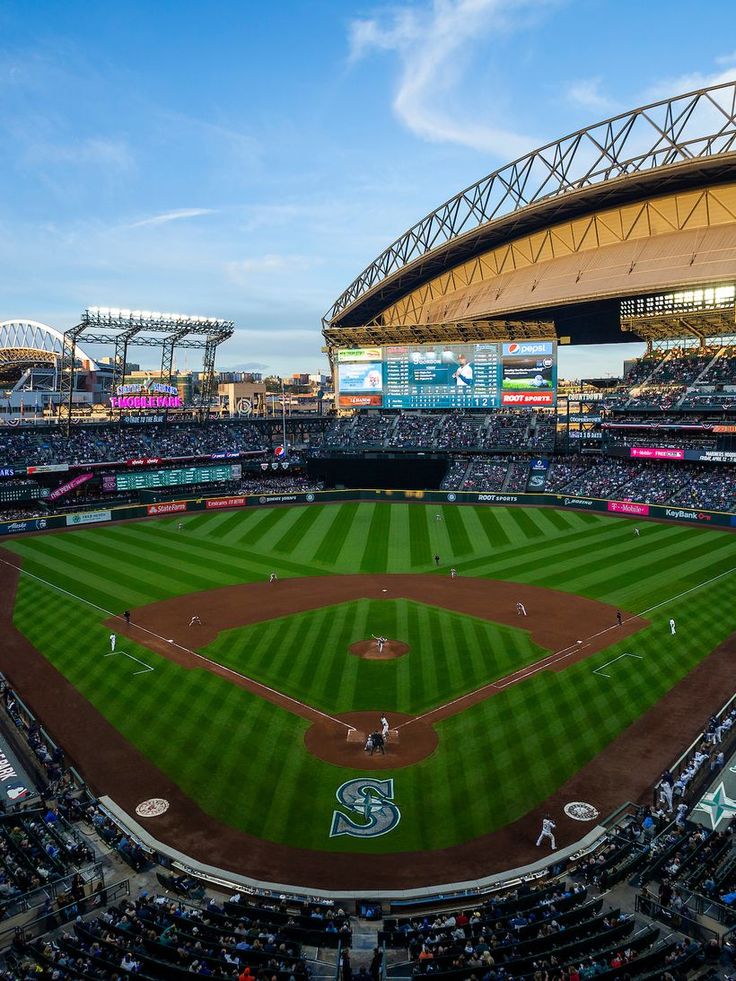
[336,340,556,409]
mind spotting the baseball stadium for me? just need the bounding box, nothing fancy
[1,80,736,979]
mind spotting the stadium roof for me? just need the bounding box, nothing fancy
[324,80,736,340]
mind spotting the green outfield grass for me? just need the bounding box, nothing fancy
[5,503,736,855]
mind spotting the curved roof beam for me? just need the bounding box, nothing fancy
[0,319,99,369]
[324,79,736,326]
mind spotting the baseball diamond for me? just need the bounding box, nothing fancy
[2,501,735,889]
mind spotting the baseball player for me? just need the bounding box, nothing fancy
[364,733,374,753]
[370,731,385,756]
[433,553,440,567]
[269,572,278,583]
[536,816,556,849]
[380,714,389,742]
[435,513,442,522]
[373,635,385,654]
[123,610,131,626]
[177,521,184,531]
[109,632,117,652]
[189,615,202,627]
[616,610,623,627]
[516,601,527,617]
[634,527,640,537]
[450,568,457,578]
[669,618,676,635]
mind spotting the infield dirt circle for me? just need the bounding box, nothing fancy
[348,638,410,659]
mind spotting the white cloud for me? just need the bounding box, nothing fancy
[26,136,134,170]
[225,253,318,283]
[565,77,616,113]
[641,65,736,103]
[127,208,216,229]
[348,0,547,157]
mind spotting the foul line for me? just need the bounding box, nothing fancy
[103,650,154,676]
[397,562,736,731]
[0,557,353,733]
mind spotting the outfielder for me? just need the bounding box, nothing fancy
[516,602,527,617]
[109,632,117,652]
[669,618,677,635]
[634,527,640,537]
[536,816,556,849]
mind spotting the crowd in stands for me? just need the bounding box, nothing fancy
[0,423,266,467]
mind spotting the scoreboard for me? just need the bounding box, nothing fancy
[336,340,557,409]
[104,464,242,492]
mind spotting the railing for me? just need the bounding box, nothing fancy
[0,877,130,950]
[0,862,106,922]
[635,890,720,944]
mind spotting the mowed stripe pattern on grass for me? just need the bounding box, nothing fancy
[5,502,736,855]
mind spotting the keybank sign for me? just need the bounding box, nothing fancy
[502,341,555,357]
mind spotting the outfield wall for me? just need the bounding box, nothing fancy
[1,489,735,538]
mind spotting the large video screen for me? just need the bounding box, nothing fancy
[336,340,556,409]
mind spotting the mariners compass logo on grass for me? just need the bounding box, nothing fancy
[564,801,599,822]
[329,778,401,838]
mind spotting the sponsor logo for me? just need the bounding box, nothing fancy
[236,398,252,416]
[502,341,554,356]
[501,391,555,405]
[257,494,298,504]
[35,519,47,530]
[110,395,182,409]
[3,518,46,532]
[274,445,286,458]
[65,510,112,526]
[205,497,247,510]
[135,798,170,818]
[447,493,457,502]
[26,464,70,474]
[664,508,712,522]
[0,750,30,803]
[630,447,685,460]
[146,501,187,515]
[563,497,594,508]
[306,493,315,503]
[338,394,383,407]
[607,501,650,516]
[564,801,600,822]
[477,494,519,503]
[127,457,161,466]
[48,473,93,501]
[329,778,401,839]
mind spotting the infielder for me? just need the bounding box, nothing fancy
[516,602,527,617]
[669,618,677,635]
[450,568,457,579]
[373,635,385,654]
[269,572,278,583]
[536,816,556,849]
[616,610,623,627]
[109,632,117,652]
[189,615,202,627]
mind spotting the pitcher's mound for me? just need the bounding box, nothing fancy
[349,639,410,660]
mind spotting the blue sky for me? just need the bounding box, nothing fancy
[0,0,734,378]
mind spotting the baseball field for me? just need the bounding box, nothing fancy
[2,501,735,888]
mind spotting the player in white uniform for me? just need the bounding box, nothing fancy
[109,632,116,652]
[189,615,201,627]
[380,714,389,743]
[516,602,527,617]
[450,568,457,579]
[373,635,386,654]
[269,572,278,583]
[536,816,556,849]
[634,527,640,537]
[177,521,184,531]
[669,618,677,635]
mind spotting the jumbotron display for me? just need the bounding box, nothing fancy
[336,340,556,409]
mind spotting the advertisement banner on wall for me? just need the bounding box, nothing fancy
[205,497,247,510]
[607,501,650,516]
[526,458,550,491]
[147,501,187,516]
[65,509,112,526]
[0,737,36,806]
[630,447,685,460]
[48,472,93,501]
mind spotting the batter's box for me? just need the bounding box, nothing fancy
[347,729,400,745]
